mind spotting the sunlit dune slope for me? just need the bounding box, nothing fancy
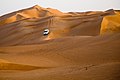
[0,59,47,71]
[0,59,9,63]
[0,5,63,26]
[100,12,120,34]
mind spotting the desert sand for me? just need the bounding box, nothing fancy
[0,5,120,80]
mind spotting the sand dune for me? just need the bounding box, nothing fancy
[101,11,120,34]
[0,34,120,80]
[0,5,64,26]
[0,60,45,71]
[0,5,120,80]
[0,7,116,46]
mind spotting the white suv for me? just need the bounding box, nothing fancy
[43,29,50,35]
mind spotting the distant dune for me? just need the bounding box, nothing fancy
[101,10,120,34]
[0,5,120,80]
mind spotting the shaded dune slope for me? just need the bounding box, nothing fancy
[0,6,117,46]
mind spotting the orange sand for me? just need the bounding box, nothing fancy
[0,5,120,80]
